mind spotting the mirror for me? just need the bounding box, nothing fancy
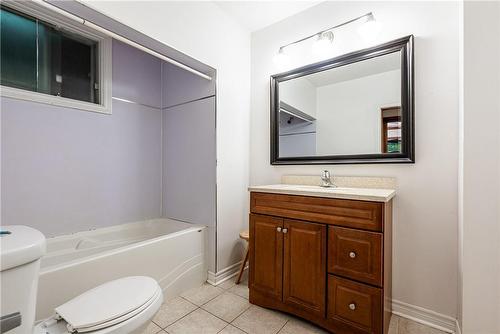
[271,35,414,164]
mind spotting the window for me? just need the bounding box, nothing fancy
[0,2,111,114]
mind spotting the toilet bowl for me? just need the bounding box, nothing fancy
[0,226,163,334]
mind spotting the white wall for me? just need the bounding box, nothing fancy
[251,1,459,319]
[82,1,251,273]
[316,69,400,155]
[459,1,500,333]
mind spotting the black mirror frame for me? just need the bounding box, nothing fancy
[270,35,414,165]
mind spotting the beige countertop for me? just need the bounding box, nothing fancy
[248,184,395,202]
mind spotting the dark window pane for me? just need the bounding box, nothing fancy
[60,31,98,103]
[0,5,99,104]
[37,22,56,95]
[0,7,37,91]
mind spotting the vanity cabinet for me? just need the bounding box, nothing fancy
[249,191,393,334]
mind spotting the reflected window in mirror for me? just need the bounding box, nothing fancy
[381,107,401,153]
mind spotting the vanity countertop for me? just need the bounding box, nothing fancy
[248,184,395,202]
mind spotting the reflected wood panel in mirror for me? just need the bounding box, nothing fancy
[270,35,414,165]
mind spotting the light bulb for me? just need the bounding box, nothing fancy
[312,31,334,56]
[273,47,290,70]
[358,14,381,40]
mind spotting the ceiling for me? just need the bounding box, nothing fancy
[213,1,322,32]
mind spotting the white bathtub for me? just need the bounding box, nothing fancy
[36,219,206,320]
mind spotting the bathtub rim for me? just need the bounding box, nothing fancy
[40,220,206,275]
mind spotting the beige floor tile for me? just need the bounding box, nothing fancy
[232,305,289,334]
[165,308,227,334]
[142,322,163,334]
[202,292,251,322]
[278,317,328,334]
[152,297,198,328]
[389,314,400,334]
[227,281,249,300]
[181,283,225,306]
[398,317,447,334]
[218,278,236,290]
[218,324,247,334]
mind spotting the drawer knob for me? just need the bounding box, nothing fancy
[349,303,356,310]
[282,228,288,234]
[277,227,282,232]
[349,251,357,258]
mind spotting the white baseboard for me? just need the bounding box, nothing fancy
[207,261,246,286]
[392,299,457,333]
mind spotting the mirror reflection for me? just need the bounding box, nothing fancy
[278,51,402,158]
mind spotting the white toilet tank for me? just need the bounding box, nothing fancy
[1,226,46,334]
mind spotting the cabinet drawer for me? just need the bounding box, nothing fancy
[328,227,383,287]
[251,192,383,232]
[327,276,382,334]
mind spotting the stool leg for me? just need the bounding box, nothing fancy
[236,245,249,284]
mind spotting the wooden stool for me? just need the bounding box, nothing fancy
[236,230,249,284]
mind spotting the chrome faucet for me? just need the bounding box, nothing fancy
[320,170,335,188]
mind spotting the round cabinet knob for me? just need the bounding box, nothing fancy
[349,251,357,259]
[349,303,356,311]
[277,227,282,232]
[282,228,288,234]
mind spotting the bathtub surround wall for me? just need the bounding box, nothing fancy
[113,39,162,109]
[251,1,459,330]
[161,63,217,271]
[1,39,217,247]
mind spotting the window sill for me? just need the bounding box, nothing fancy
[1,85,112,115]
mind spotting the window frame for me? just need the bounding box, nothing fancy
[0,1,112,114]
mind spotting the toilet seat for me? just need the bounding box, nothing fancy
[34,276,163,334]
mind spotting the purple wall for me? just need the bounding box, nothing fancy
[113,40,162,108]
[162,61,215,108]
[1,40,162,236]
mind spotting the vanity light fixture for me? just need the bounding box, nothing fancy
[274,12,379,65]
[312,31,334,55]
[273,47,290,68]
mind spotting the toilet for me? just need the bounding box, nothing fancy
[0,225,163,334]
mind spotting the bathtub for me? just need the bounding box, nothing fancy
[36,218,206,320]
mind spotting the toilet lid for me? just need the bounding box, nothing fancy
[55,276,159,333]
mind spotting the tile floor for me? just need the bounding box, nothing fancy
[145,273,447,334]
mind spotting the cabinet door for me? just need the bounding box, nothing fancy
[283,219,326,317]
[249,214,283,301]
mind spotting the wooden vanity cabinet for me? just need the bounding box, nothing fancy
[249,192,393,334]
